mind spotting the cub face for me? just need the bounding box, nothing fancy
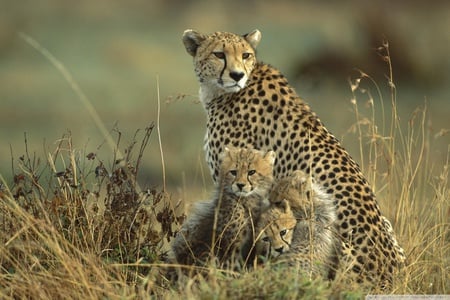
[182,29,261,95]
[256,199,297,259]
[219,147,275,198]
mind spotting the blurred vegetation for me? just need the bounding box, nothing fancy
[1,0,449,201]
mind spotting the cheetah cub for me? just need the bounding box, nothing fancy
[263,170,339,279]
[170,147,275,269]
[255,199,297,260]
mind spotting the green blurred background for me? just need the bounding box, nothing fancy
[1,0,449,201]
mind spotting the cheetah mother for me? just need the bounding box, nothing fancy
[182,29,404,288]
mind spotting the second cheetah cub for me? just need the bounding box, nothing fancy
[255,198,297,260]
[170,147,275,269]
[261,170,339,279]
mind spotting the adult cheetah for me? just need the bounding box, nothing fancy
[182,29,405,288]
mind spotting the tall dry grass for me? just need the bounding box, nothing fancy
[0,129,183,299]
[346,41,449,294]
[0,37,448,298]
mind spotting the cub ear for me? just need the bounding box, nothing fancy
[265,150,276,165]
[291,170,308,187]
[277,199,292,214]
[243,29,261,49]
[219,147,231,162]
[182,29,206,56]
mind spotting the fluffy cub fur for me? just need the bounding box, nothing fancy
[266,170,339,278]
[170,147,275,269]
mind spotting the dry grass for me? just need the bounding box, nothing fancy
[345,41,449,295]
[0,128,183,299]
[0,39,448,299]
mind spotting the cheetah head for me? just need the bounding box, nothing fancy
[256,199,297,259]
[219,147,275,198]
[182,29,261,98]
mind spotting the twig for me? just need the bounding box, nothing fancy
[156,76,166,191]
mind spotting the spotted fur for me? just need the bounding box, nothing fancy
[268,170,339,279]
[182,29,405,288]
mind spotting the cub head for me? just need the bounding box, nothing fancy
[271,170,336,226]
[256,199,297,259]
[182,29,261,96]
[219,147,275,198]
[270,170,314,216]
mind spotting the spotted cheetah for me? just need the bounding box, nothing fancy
[266,170,339,279]
[182,29,405,288]
[255,199,297,260]
[170,147,275,269]
[380,216,406,265]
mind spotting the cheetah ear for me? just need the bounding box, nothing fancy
[243,29,261,49]
[277,199,292,214]
[219,147,231,162]
[291,170,308,187]
[182,29,206,56]
[265,150,276,165]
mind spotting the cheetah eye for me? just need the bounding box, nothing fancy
[248,170,256,176]
[229,170,237,176]
[242,52,251,59]
[213,52,225,59]
[262,236,270,242]
[280,229,287,237]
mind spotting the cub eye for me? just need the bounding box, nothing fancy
[242,53,251,59]
[262,236,270,242]
[230,170,237,176]
[248,170,256,176]
[280,229,287,237]
[213,52,225,59]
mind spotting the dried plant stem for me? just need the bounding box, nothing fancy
[156,75,166,191]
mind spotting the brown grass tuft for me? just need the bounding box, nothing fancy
[0,129,183,299]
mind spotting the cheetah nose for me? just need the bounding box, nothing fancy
[274,247,284,254]
[230,71,244,82]
[236,183,245,191]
